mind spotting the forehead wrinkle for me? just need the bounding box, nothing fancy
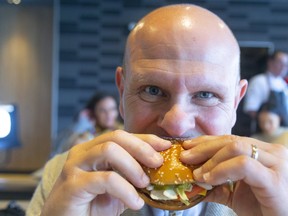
[133,59,227,75]
[129,44,198,60]
[129,43,230,65]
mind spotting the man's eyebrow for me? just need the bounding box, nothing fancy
[130,72,231,93]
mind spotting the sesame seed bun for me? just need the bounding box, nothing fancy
[143,142,195,185]
[137,139,212,210]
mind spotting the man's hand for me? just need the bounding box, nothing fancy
[181,135,288,216]
[41,130,171,216]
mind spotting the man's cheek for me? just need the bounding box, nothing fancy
[201,111,233,135]
[125,107,153,133]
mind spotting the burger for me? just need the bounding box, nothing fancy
[138,139,213,210]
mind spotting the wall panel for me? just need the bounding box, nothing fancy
[0,6,53,171]
[57,0,288,132]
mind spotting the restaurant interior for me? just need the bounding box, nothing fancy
[0,0,288,213]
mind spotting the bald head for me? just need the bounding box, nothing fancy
[116,4,247,135]
[124,4,240,78]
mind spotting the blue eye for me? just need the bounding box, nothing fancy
[193,91,219,106]
[144,86,162,96]
[139,86,165,102]
[197,92,214,99]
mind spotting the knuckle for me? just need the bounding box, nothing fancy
[281,146,288,158]
[100,141,118,156]
[227,134,239,143]
[277,160,288,172]
[273,144,288,159]
[103,171,119,184]
[60,161,79,182]
[111,129,126,139]
[237,155,250,171]
[68,144,80,156]
[227,136,244,155]
[272,144,288,155]
[266,143,288,162]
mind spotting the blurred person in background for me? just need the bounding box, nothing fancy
[33,92,122,179]
[53,91,122,154]
[243,50,288,134]
[252,104,288,147]
[243,51,288,125]
[85,91,123,135]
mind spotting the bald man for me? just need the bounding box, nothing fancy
[27,4,288,216]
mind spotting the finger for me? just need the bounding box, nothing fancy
[267,143,288,160]
[134,134,171,151]
[76,131,171,167]
[81,171,145,210]
[194,156,274,189]
[182,135,219,148]
[72,132,170,166]
[181,135,234,164]
[81,130,171,152]
[181,135,275,165]
[68,142,150,188]
[193,142,279,178]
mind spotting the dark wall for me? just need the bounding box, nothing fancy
[57,0,288,132]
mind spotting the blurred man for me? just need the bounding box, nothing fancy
[243,51,288,120]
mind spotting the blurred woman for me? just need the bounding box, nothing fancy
[85,92,122,135]
[32,92,123,179]
[54,92,122,154]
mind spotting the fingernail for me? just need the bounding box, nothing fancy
[185,139,195,143]
[203,172,210,181]
[162,139,171,145]
[142,174,150,185]
[183,139,196,145]
[193,167,202,177]
[180,150,189,159]
[153,153,163,162]
[183,140,198,149]
[135,196,144,208]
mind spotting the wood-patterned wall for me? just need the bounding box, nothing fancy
[0,5,53,171]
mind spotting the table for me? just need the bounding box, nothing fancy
[0,174,39,200]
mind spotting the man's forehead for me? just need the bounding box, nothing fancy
[132,59,229,74]
[128,43,234,67]
[128,58,239,88]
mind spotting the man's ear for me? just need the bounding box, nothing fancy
[234,79,248,109]
[115,66,125,119]
[232,79,248,127]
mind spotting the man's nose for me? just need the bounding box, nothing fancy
[158,104,195,137]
